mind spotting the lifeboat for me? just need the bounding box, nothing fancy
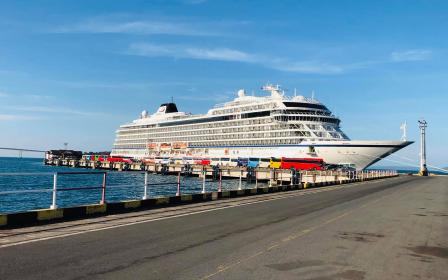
[160,143,172,151]
[173,142,188,149]
[147,143,157,150]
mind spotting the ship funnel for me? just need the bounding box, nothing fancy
[156,103,178,114]
[237,89,246,97]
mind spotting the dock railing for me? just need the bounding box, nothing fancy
[0,168,397,214]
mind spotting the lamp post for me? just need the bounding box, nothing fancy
[418,119,428,176]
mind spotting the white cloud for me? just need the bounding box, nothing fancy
[53,18,216,36]
[128,43,434,74]
[0,90,52,99]
[127,43,346,74]
[3,105,105,117]
[52,80,151,90]
[129,43,255,62]
[185,48,254,62]
[0,114,42,121]
[176,92,234,103]
[270,61,345,74]
[24,94,52,100]
[390,49,432,62]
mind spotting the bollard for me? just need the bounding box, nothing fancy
[202,169,206,194]
[176,171,181,196]
[143,172,149,199]
[100,172,107,204]
[50,173,58,209]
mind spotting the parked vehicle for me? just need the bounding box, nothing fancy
[269,157,325,170]
[210,158,221,166]
[229,158,239,167]
[154,157,170,164]
[237,158,249,167]
[248,158,260,168]
[219,157,231,166]
[269,158,282,169]
[182,157,196,165]
[199,158,211,165]
[259,158,271,168]
[142,157,156,164]
[46,150,83,161]
[170,158,183,165]
[107,156,133,163]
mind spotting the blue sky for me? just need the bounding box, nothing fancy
[0,0,447,168]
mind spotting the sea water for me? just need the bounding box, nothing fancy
[0,157,263,214]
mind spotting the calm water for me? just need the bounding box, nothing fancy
[0,157,265,214]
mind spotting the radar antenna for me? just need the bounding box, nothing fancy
[262,83,284,98]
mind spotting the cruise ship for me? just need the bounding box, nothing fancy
[111,84,412,170]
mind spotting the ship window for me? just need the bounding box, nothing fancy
[283,102,328,111]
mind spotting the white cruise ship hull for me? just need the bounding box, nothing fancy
[117,140,412,170]
[203,140,413,170]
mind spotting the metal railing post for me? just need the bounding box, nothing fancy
[143,171,149,199]
[238,169,242,190]
[100,172,107,204]
[202,169,206,194]
[255,170,258,189]
[279,169,283,185]
[290,169,294,186]
[50,172,58,209]
[218,169,222,192]
[176,171,181,196]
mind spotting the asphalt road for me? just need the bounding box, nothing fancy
[0,176,447,280]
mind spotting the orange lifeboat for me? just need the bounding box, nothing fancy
[173,142,188,149]
[160,143,172,151]
[147,143,157,150]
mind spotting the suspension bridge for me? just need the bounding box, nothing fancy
[0,147,46,158]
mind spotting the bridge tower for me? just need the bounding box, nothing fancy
[418,119,428,176]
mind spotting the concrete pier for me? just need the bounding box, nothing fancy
[44,158,395,185]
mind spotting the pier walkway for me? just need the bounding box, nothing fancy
[0,176,447,280]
